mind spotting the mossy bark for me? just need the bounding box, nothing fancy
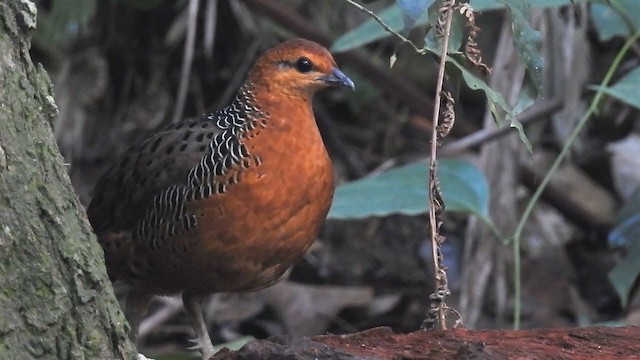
[0,1,135,359]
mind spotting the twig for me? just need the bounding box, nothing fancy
[204,0,219,60]
[210,39,261,111]
[172,0,199,124]
[440,97,563,157]
[138,296,184,340]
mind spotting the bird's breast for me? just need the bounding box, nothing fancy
[183,108,334,292]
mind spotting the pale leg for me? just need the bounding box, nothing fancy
[182,292,215,360]
[126,291,153,344]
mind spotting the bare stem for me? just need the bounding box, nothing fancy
[340,0,459,330]
[172,0,199,124]
[427,0,456,331]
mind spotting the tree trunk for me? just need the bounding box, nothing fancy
[0,1,135,359]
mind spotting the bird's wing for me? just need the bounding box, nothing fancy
[87,117,224,234]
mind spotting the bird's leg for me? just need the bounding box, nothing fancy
[125,290,153,345]
[182,292,215,360]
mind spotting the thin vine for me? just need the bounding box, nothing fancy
[510,30,640,329]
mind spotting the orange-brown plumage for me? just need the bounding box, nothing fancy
[87,39,353,359]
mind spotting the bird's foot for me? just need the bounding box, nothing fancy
[188,337,215,360]
[137,353,156,360]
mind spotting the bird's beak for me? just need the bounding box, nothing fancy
[317,68,355,90]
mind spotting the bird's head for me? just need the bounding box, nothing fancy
[248,38,355,99]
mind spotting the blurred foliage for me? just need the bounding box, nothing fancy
[591,0,640,41]
[396,0,433,34]
[593,68,640,110]
[609,188,640,307]
[603,81,640,310]
[330,0,543,226]
[334,0,640,322]
[335,0,543,151]
[33,0,96,54]
[331,0,587,53]
[596,62,640,307]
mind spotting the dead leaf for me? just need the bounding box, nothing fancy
[608,134,640,198]
[265,282,374,336]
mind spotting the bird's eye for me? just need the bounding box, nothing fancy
[295,57,313,73]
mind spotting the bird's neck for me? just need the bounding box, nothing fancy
[222,81,316,136]
[216,82,268,136]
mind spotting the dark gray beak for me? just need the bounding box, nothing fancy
[318,68,355,90]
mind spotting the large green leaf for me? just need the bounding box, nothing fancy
[608,187,640,307]
[498,0,544,94]
[609,240,640,308]
[591,0,640,41]
[327,159,490,220]
[331,5,429,53]
[396,0,435,34]
[609,186,640,248]
[444,56,533,152]
[591,67,640,110]
[472,0,591,11]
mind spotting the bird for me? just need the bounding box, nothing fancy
[87,38,354,359]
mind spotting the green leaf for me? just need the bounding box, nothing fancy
[609,186,640,248]
[513,74,537,115]
[511,80,537,151]
[472,0,591,11]
[443,56,533,152]
[608,187,640,307]
[331,5,430,53]
[439,159,490,216]
[35,0,97,47]
[327,159,490,220]
[424,7,466,54]
[591,67,640,110]
[212,336,254,354]
[609,240,640,308]
[396,0,435,34]
[591,0,640,41]
[498,0,544,94]
[609,212,640,249]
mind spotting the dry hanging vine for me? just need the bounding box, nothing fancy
[421,0,458,331]
[342,0,491,331]
[422,0,490,330]
[459,3,491,75]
